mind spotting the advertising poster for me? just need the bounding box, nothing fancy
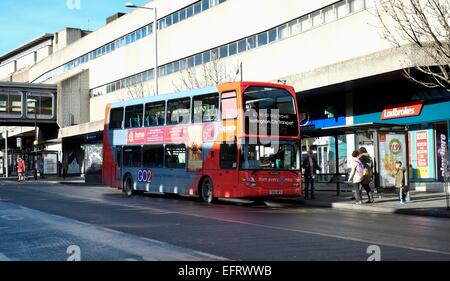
[43,153,58,175]
[409,130,436,180]
[436,129,449,182]
[379,133,407,187]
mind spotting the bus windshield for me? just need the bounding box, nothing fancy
[240,140,300,171]
[243,86,298,136]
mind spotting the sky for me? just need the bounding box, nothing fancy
[0,0,150,56]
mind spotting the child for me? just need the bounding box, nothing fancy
[395,161,409,204]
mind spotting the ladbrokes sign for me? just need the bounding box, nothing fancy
[381,101,424,120]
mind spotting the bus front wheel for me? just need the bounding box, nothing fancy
[200,177,216,204]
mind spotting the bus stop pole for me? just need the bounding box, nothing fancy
[335,135,340,197]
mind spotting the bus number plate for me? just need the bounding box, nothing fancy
[270,190,283,195]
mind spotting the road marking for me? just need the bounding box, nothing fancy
[4,185,450,257]
[1,215,24,221]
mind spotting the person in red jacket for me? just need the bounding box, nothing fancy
[17,157,25,181]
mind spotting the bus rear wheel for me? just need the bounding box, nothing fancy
[200,177,216,204]
[123,176,136,197]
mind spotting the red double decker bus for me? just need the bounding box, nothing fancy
[103,81,302,203]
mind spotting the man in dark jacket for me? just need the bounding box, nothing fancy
[302,151,321,199]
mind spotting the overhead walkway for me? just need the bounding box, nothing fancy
[0,82,57,126]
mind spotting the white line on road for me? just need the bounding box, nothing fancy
[6,184,450,257]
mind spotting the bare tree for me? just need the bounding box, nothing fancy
[376,0,450,88]
[118,82,153,101]
[172,56,240,92]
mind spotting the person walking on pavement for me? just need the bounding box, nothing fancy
[348,150,364,205]
[302,150,321,199]
[358,147,375,203]
[62,160,68,179]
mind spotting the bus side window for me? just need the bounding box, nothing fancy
[193,93,219,123]
[221,91,238,120]
[145,101,166,127]
[167,98,191,125]
[109,107,124,129]
[123,146,142,167]
[165,144,186,169]
[220,143,237,169]
[125,104,144,128]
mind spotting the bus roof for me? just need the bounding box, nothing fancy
[109,85,218,109]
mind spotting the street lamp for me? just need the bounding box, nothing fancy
[125,2,159,96]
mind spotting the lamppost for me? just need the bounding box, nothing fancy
[125,2,159,96]
[33,97,38,180]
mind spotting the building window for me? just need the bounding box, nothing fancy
[167,98,191,125]
[123,146,142,167]
[194,53,203,66]
[125,104,144,129]
[246,35,256,50]
[143,145,164,168]
[288,19,300,35]
[0,91,22,117]
[179,8,186,21]
[193,93,219,123]
[228,42,237,56]
[311,11,323,27]
[336,1,349,18]
[237,39,246,53]
[202,0,210,11]
[173,61,180,72]
[268,28,277,43]
[278,24,289,39]
[194,2,202,15]
[165,145,186,169]
[299,15,312,31]
[323,6,337,23]
[203,51,211,64]
[349,0,365,12]
[26,93,53,119]
[186,5,194,18]
[219,45,228,58]
[258,32,268,46]
[145,101,166,127]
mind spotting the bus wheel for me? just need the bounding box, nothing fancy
[123,176,135,197]
[200,177,216,204]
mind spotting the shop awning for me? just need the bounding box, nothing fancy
[301,122,408,138]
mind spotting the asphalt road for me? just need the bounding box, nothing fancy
[1,180,450,261]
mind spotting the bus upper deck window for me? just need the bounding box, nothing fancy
[221,91,238,120]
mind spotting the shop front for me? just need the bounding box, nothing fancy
[354,88,450,192]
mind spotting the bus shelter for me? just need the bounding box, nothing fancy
[301,123,409,196]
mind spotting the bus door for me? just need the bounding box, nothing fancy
[115,146,123,186]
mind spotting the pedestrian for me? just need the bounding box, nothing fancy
[348,150,364,205]
[358,147,375,203]
[62,160,68,179]
[395,161,409,204]
[302,150,321,199]
[17,157,24,182]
